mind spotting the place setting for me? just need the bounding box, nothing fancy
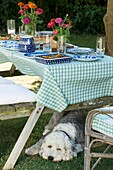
[67,36,106,62]
[0,19,20,51]
[16,31,73,64]
[0,17,106,65]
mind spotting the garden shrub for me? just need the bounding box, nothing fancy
[0,0,107,34]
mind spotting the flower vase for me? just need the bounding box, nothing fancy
[25,24,36,37]
[58,35,66,54]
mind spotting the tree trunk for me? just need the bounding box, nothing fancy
[103,0,113,56]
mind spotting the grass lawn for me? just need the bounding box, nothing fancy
[0,33,113,170]
[70,33,97,50]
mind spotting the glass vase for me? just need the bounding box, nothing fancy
[58,35,66,54]
[25,24,36,37]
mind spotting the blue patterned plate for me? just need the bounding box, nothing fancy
[24,51,45,56]
[0,40,8,46]
[73,55,103,61]
[35,54,72,64]
[67,47,94,54]
[5,40,19,50]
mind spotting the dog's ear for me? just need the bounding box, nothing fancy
[39,138,46,156]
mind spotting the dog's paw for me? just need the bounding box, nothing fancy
[43,129,51,135]
[25,148,38,156]
[25,144,40,155]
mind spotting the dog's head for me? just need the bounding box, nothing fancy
[39,131,83,161]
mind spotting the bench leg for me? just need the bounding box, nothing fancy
[3,103,44,170]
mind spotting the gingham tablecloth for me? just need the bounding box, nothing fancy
[1,47,113,112]
[0,51,10,63]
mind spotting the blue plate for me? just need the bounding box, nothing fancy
[24,51,46,57]
[5,40,19,50]
[40,31,53,35]
[0,40,8,46]
[67,47,94,54]
[73,55,103,61]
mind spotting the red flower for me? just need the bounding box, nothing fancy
[47,14,72,39]
[47,21,55,28]
[22,4,29,9]
[35,8,43,15]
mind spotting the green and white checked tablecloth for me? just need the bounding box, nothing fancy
[0,51,10,63]
[1,47,113,112]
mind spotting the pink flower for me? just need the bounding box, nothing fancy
[53,29,58,35]
[35,8,43,15]
[47,21,55,28]
[23,17,31,24]
[18,9,24,14]
[55,18,62,23]
[61,23,69,28]
[47,15,72,39]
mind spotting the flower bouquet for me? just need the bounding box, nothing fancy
[47,14,72,40]
[18,1,43,36]
[47,14,72,53]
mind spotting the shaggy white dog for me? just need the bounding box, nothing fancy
[25,110,85,161]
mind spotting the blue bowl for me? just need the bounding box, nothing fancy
[18,35,36,53]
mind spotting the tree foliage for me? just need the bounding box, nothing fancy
[0,0,107,34]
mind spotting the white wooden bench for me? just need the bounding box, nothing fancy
[0,76,38,170]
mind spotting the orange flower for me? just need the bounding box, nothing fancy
[18,2,24,7]
[28,2,33,5]
[18,1,43,36]
[50,19,55,22]
[53,29,59,35]
[28,3,37,9]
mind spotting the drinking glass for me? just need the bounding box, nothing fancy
[7,19,15,34]
[19,25,26,35]
[43,34,52,53]
[34,32,43,50]
[58,35,66,54]
[96,36,106,56]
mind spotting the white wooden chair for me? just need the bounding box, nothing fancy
[84,106,113,170]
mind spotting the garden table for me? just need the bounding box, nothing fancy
[1,47,113,169]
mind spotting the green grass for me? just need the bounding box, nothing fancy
[69,33,97,50]
[1,33,113,170]
[0,114,113,170]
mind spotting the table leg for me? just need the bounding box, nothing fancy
[10,64,16,76]
[3,103,44,170]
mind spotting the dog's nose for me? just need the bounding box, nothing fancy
[48,156,54,161]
